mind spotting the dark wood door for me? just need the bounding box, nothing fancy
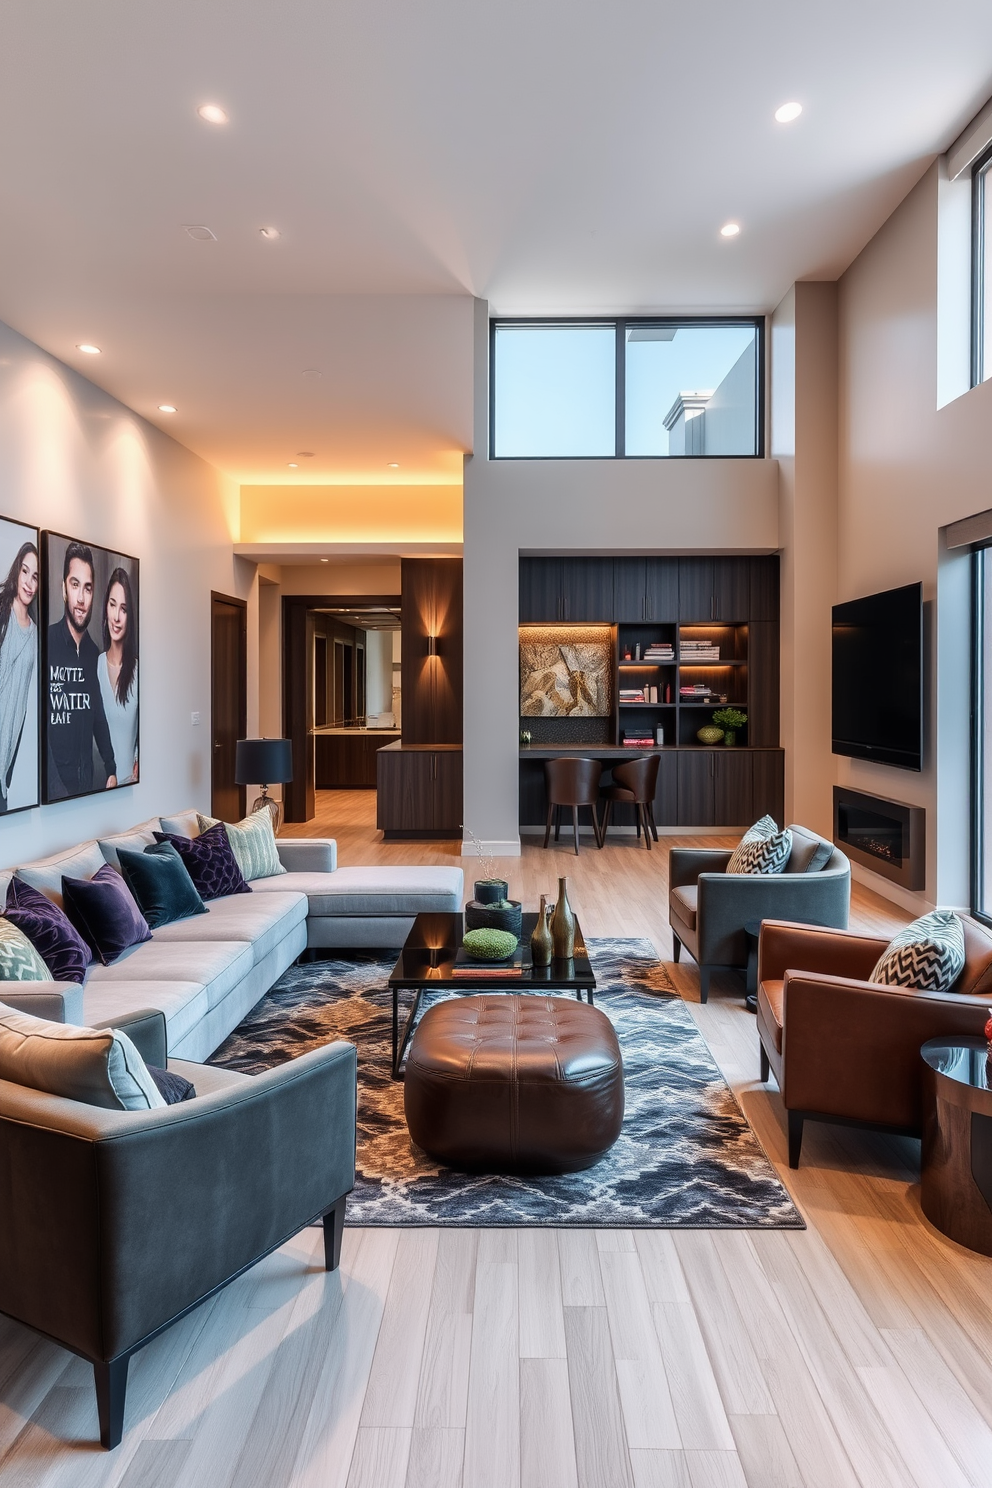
[713,749,753,826]
[677,751,715,826]
[643,559,679,622]
[678,558,750,622]
[210,594,246,822]
[613,559,647,622]
[519,557,562,621]
[433,750,464,833]
[376,750,434,831]
[561,558,613,621]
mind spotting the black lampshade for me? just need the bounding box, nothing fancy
[235,738,293,786]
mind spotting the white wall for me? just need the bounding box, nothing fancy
[0,318,246,866]
[835,162,992,906]
[463,299,780,854]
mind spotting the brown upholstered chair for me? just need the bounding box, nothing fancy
[756,916,992,1167]
[543,757,604,855]
[600,755,661,850]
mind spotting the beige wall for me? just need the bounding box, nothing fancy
[0,318,248,866]
[241,485,462,544]
[835,161,992,907]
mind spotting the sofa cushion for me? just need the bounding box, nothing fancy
[757,979,784,1051]
[0,1001,165,1111]
[15,842,107,909]
[62,864,152,965]
[785,825,833,874]
[159,808,201,839]
[150,891,307,964]
[199,810,286,881]
[250,866,464,916]
[97,819,163,872]
[118,843,208,929]
[87,939,254,1011]
[155,824,251,901]
[0,918,53,983]
[6,878,92,983]
[670,885,697,932]
[869,910,966,993]
[81,981,210,1049]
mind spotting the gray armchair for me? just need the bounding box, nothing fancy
[668,825,850,1001]
[0,1006,357,1449]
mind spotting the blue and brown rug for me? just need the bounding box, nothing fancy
[210,938,802,1230]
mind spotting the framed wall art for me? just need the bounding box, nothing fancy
[0,515,41,814]
[42,531,139,803]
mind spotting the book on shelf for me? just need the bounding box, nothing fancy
[622,737,654,748]
[619,690,646,703]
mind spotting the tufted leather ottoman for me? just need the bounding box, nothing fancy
[404,994,624,1174]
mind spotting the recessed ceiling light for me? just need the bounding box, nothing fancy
[158,404,177,413]
[184,225,217,241]
[197,103,228,124]
[296,451,314,458]
[301,368,322,381]
[775,101,803,124]
[387,462,399,468]
[320,558,329,563]
[287,462,299,468]
[259,226,280,239]
[720,222,741,238]
[76,343,101,355]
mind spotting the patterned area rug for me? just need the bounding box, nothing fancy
[210,939,803,1229]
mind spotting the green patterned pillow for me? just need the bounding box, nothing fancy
[197,809,285,882]
[0,917,54,982]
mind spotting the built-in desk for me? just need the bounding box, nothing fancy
[519,746,784,830]
[314,727,400,788]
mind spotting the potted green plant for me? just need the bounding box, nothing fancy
[711,706,747,746]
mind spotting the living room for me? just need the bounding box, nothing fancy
[2,4,992,1484]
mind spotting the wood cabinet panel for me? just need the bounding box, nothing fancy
[643,559,680,622]
[752,750,785,824]
[519,558,562,621]
[713,749,753,826]
[561,558,614,621]
[377,750,433,831]
[677,752,715,827]
[749,555,780,622]
[678,557,750,622]
[434,750,464,832]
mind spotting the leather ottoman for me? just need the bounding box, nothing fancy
[404,994,624,1174]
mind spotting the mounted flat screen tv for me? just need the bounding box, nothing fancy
[832,582,923,771]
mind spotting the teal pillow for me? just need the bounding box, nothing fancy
[116,842,208,930]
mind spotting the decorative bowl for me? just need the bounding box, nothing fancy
[465,899,523,937]
[462,928,519,961]
[696,725,725,745]
[474,879,509,905]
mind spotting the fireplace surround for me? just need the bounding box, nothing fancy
[832,786,925,891]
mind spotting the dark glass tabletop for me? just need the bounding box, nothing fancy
[387,911,595,990]
[921,1037,992,1091]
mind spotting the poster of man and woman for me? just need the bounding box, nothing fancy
[0,515,139,812]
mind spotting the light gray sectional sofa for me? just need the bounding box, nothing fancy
[1,812,463,1060]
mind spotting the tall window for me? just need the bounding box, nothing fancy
[973,144,992,386]
[491,318,763,459]
[973,548,992,920]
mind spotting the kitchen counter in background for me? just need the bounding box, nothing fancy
[314,728,401,788]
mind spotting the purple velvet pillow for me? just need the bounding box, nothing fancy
[61,864,153,966]
[153,822,251,901]
[5,876,92,984]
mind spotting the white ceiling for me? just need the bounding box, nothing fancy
[2,0,991,483]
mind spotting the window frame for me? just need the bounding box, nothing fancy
[489,315,765,460]
[971,142,992,388]
[971,546,991,926]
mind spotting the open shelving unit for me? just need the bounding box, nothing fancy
[615,621,749,749]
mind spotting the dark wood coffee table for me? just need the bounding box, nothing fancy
[387,911,596,1078]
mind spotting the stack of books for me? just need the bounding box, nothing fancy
[619,687,646,704]
[643,642,675,662]
[680,639,721,662]
[622,730,654,748]
[680,684,714,701]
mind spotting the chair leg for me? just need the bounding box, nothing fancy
[601,799,612,844]
[635,809,641,840]
[647,802,659,842]
[788,1112,804,1169]
[639,804,652,850]
[572,806,581,856]
[95,1356,130,1450]
[699,966,710,1004]
[672,933,682,963]
[554,806,561,842]
[592,802,604,848]
[543,802,554,850]
[322,1195,348,1271]
[759,1043,769,1083]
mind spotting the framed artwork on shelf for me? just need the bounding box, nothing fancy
[42,531,139,803]
[0,515,41,814]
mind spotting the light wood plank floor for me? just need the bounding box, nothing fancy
[5,791,992,1486]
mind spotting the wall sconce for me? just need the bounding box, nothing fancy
[427,634,438,657]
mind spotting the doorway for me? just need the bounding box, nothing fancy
[211,592,247,821]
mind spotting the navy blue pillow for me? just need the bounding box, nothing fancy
[117,842,208,930]
[148,1065,196,1103]
[61,864,152,966]
[5,877,92,983]
[153,823,250,901]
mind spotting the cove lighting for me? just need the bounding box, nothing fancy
[76,344,101,355]
[197,103,228,124]
[158,404,177,413]
[720,222,741,238]
[775,101,803,123]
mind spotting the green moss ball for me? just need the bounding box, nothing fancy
[462,928,518,961]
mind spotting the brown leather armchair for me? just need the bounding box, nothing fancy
[756,917,992,1167]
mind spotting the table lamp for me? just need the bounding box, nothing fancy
[235,738,293,832]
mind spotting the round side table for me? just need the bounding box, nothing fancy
[921,1037,992,1255]
[742,920,762,1013]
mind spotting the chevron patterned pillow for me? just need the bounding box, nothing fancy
[726,827,792,876]
[726,815,779,874]
[869,910,966,992]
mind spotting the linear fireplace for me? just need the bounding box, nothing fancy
[833,787,925,891]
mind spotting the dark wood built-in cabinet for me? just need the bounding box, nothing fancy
[377,744,463,838]
[519,554,782,829]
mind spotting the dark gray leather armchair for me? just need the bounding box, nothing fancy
[0,1006,357,1450]
[668,825,851,1001]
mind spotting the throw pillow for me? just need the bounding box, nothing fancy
[14,842,107,910]
[61,865,153,966]
[116,843,208,930]
[727,827,793,875]
[158,808,202,839]
[869,910,966,993]
[784,826,834,874]
[5,878,92,983]
[147,1064,197,1104]
[0,1001,165,1111]
[97,819,163,872]
[153,822,251,900]
[0,918,53,982]
[726,815,781,875]
[196,809,285,881]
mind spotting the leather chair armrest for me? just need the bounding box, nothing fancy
[669,847,732,890]
[92,1008,168,1068]
[276,838,337,873]
[758,920,887,984]
[0,983,84,1023]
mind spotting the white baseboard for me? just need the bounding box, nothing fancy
[461,837,522,858]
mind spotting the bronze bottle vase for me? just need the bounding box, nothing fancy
[550,876,576,959]
[530,895,553,966]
